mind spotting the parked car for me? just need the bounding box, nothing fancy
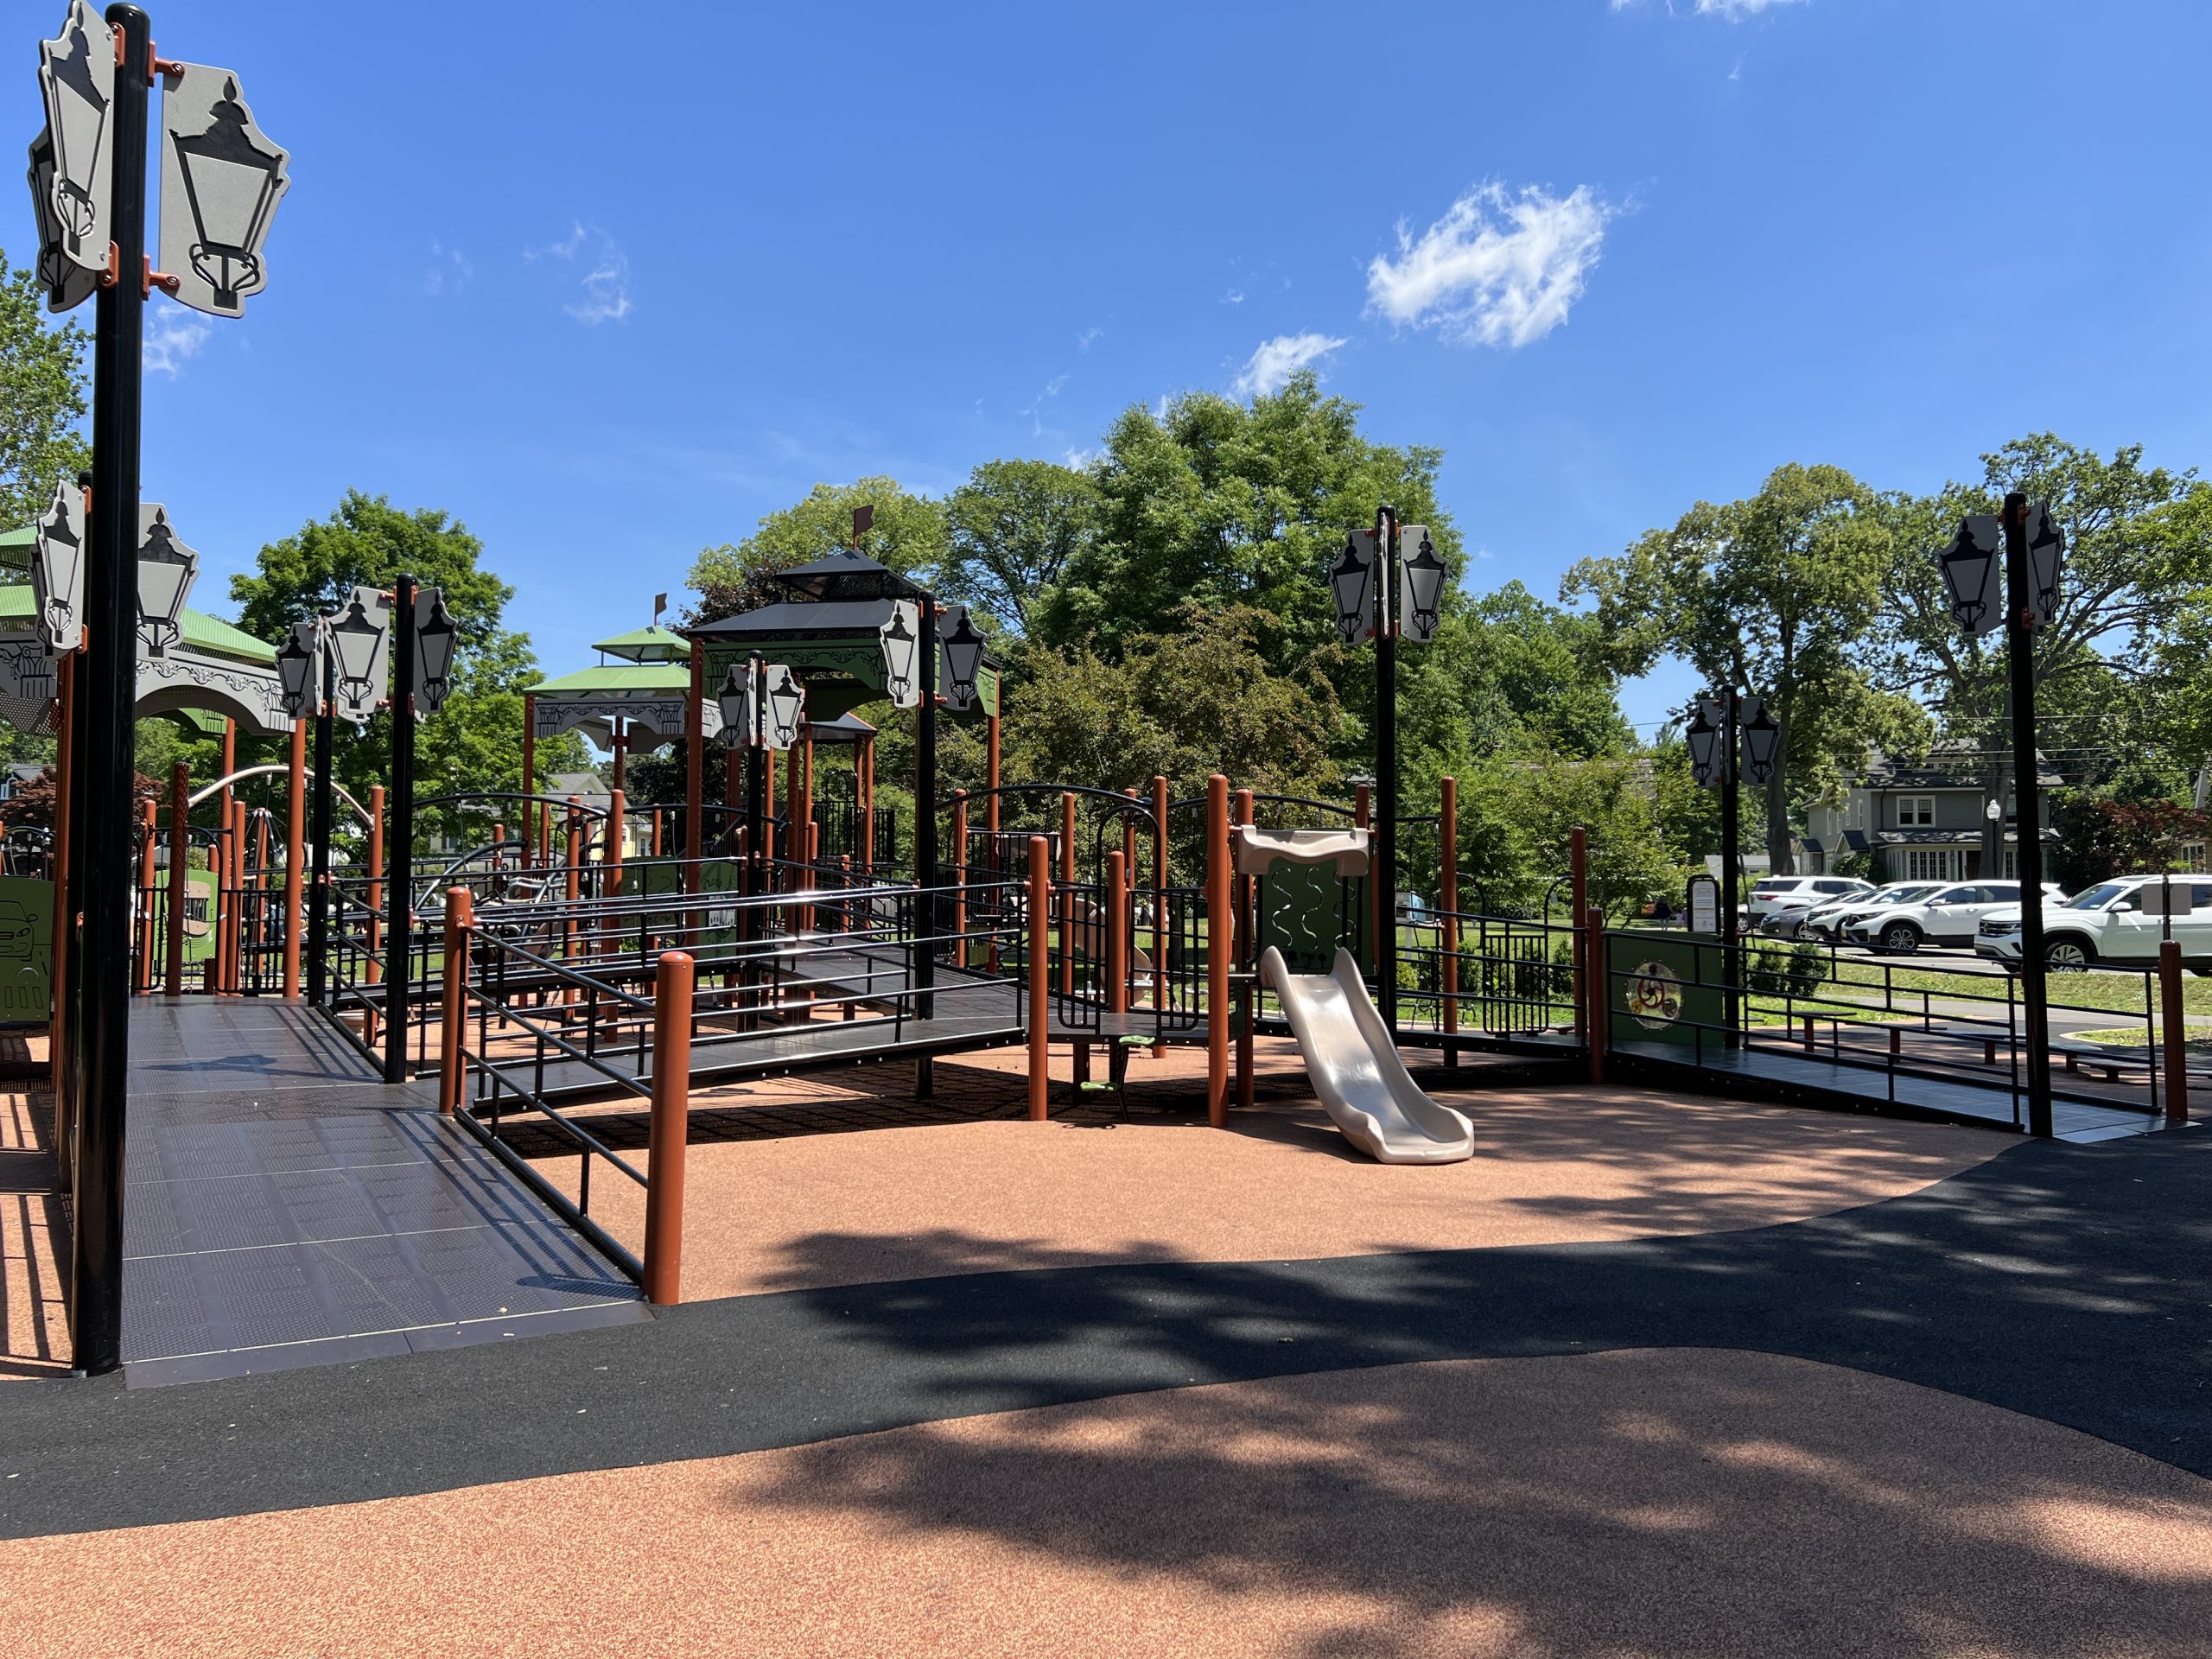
[1794,880,1942,943]
[1755,877,1878,937]
[1745,875,1872,926]
[1843,880,2067,954]
[1974,874,2212,970]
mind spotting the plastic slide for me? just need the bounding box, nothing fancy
[1260,945,1474,1165]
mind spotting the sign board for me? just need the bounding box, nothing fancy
[1607,931,1724,1049]
[1687,874,1720,937]
[1941,515,2005,638]
[1396,524,1443,644]
[1688,697,1731,790]
[1331,530,1377,645]
[159,64,291,319]
[761,663,805,750]
[0,875,54,1026]
[1738,694,1781,786]
[877,601,921,709]
[328,585,391,724]
[2139,879,2193,918]
[26,130,99,313]
[35,2,115,276]
[31,476,85,652]
[2023,501,2064,631]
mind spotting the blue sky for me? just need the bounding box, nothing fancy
[44,0,2212,734]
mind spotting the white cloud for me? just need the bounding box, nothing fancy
[1232,332,1346,398]
[1076,327,1103,352]
[1063,445,1103,470]
[526,220,633,324]
[1611,0,1809,17]
[1222,287,1244,305]
[143,298,210,376]
[423,239,473,296]
[1364,183,1614,349]
[1020,374,1068,435]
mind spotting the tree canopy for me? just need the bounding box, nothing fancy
[0,250,91,540]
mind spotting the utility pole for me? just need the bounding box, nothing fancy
[306,644,334,1004]
[1373,504,1400,1034]
[383,574,417,1083]
[2001,493,2054,1138]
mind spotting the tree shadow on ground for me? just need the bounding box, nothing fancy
[735,1346,2212,1658]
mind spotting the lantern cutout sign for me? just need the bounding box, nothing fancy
[160,64,291,320]
[31,476,85,653]
[35,1,113,274]
[941,607,986,711]
[878,601,920,709]
[1938,515,2005,639]
[1329,531,1376,645]
[716,662,757,750]
[135,505,200,658]
[328,587,391,724]
[411,588,458,715]
[1398,526,1446,644]
[276,619,321,719]
[1739,697,1783,786]
[26,130,99,314]
[763,664,805,750]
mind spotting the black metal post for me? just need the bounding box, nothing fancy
[72,2,154,1376]
[914,597,938,1055]
[1720,687,1741,1043]
[306,645,334,1004]
[1374,505,1399,1033]
[2002,493,2054,1138]
[744,652,765,931]
[62,480,92,1170]
[383,575,416,1083]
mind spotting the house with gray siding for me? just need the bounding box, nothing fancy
[1801,747,2059,884]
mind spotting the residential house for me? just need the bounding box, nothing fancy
[1801,747,2060,884]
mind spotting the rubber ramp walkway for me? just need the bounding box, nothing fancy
[122,1000,644,1387]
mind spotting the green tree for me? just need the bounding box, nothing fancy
[0,250,92,538]
[1031,373,1465,678]
[231,492,576,848]
[686,477,946,624]
[1566,463,1914,874]
[938,458,1101,636]
[1459,741,1677,919]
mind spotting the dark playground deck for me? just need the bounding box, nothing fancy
[124,1000,645,1388]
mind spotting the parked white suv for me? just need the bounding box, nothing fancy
[1975,875,2212,970]
[1843,880,2067,954]
[1796,880,1942,942]
[1755,877,1877,937]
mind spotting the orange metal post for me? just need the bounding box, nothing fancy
[1570,825,1589,1040]
[229,800,248,995]
[804,820,820,935]
[538,800,551,868]
[1586,906,1608,1085]
[643,950,695,1306]
[610,722,626,800]
[564,798,582,961]
[1028,836,1051,1121]
[439,886,474,1115]
[606,787,626,897]
[858,735,874,871]
[652,808,664,858]
[2161,939,2189,1125]
[1206,774,1230,1127]
[283,721,305,999]
[986,715,1001,836]
[165,763,189,996]
[219,718,237,993]
[134,798,156,992]
[1441,778,1459,1051]
[725,745,741,810]
[801,737,814,863]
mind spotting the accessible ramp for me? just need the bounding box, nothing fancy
[1260,945,1474,1164]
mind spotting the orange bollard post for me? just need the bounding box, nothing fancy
[1028,836,1051,1121]
[606,788,626,898]
[439,886,474,1115]
[643,950,695,1306]
[135,798,157,992]
[165,762,189,997]
[1206,774,1230,1128]
[2161,940,2190,1125]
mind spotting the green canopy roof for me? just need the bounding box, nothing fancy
[591,624,690,664]
[532,660,691,696]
